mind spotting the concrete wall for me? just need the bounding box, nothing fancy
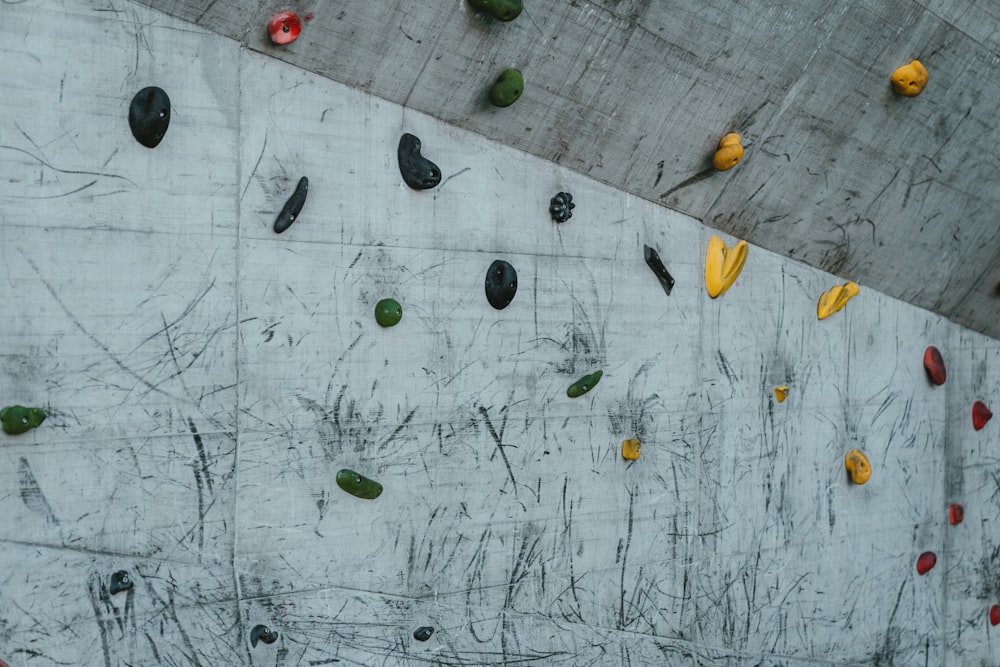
[1,1,999,665]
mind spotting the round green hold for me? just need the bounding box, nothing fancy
[567,370,603,398]
[468,0,522,21]
[489,69,523,108]
[375,298,403,327]
[1,405,46,435]
[336,468,383,500]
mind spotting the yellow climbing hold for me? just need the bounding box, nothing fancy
[622,438,641,461]
[844,449,871,485]
[712,133,744,171]
[891,60,928,97]
[817,281,860,320]
[774,385,789,403]
[704,235,748,298]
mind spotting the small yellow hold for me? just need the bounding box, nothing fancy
[712,133,744,171]
[817,281,860,320]
[844,449,871,485]
[891,60,928,97]
[704,235,748,298]
[774,385,789,403]
[622,438,641,461]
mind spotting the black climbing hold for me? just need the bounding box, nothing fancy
[643,244,675,296]
[485,260,517,310]
[274,176,308,234]
[109,570,133,595]
[413,626,434,641]
[397,133,441,190]
[549,192,575,223]
[250,624,279,648]
[128,86,171,148]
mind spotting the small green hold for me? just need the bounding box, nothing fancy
[336,468,383,500]
[1,406,46,435]
[375,298,403,327]
[567,370,603,398]
[489,69,523,108]
[468,0,522,21]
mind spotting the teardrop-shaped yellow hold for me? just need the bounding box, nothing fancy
[622,438,641,461]
[712,133,744,171]
[774,385,789,403]
[891,60,928,97]
[844,449,871,485]
[704,235,748,298]
[817,281,860,320]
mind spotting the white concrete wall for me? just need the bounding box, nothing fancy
[1,1,999,665]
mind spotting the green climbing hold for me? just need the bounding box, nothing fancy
[468,0,522,21]
[336,468,383,500]
[375,298,403,327]
[567,370,603,398]
[1,405,46,435]
[489,69,524,107]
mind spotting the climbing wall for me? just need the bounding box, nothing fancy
[1,1,999,665]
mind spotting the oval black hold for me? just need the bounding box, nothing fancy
[250,624,279,648]
[274,176,308,233]
[413,626,434,641]
[397,133,441,190]
[109,570,133,595]
[128,86,171,148]
[485,260,517,310]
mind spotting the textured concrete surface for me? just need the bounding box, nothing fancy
[2,1,1000,665]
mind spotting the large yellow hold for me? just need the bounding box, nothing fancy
[891,60,928,97]
[704,235,748,298]
[712,133,744,171]
[817,281,860,320]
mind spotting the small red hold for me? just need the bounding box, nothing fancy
[922,346,946,385]
[916,551,937,575]
[991,605,1000,626]
[268,12,302,45]
[949,504,964,525]
[973,401,993,431]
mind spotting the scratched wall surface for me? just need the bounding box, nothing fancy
[1,1,1000,665]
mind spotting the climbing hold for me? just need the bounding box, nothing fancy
[128,86,170,148]
[273,176,308,234]
[923,346,946,385]
[621,438,641,461]
[549,192,575,223]
[990,605,1000,626]
[250,624,279,647]
[413,626,434,641]
[774,385,789,403]
[643,244,675,296]
[485,260,517,310]
[109,570,133,595]
[375,298,403,327]
[0,406,46,435]
[949,504,964,526]
[489,69,523,107]
[704,235,748,298]
[567,370,603,398]
[817,281,860,320]
[712,133,744,171]
[268,12,301,45]
[916,551,937,575]
[844,449,871,485]
[891,60,928,97]
[397,133,441,190]
[468,0,522,21]
[336,468,383,500]
[973,401,993,431]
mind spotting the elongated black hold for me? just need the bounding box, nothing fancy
[109,570,133,595]
[413,626,434,641]
[485,260,517,310]
[128,86,171,148]
[643,244,675,296]
[250,624,279,648]
[397,133,441,190]
[274,177,308,233]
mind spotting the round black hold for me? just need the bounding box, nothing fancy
[397,133,441,190]
[109,570,133,595]
[413,626,434,641]
[274,176,308,233]
[250,624,279,648]
[128,86,171,148]
[485,260,517,310]
[549,192,575,223]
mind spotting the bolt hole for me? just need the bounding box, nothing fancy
[21,416,28,424]
[283,24,290,32]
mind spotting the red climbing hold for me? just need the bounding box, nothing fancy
[991,605,1000,626]
[949,504,964,525]
[922,346,946,385]
[268,12,301,45]
[973,401,993,431]
[916,551,937,575]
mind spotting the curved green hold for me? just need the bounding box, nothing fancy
[489,69,523,107]
[1,405,46,435]
[375,298,403,327]
[567,370,603,398]
[336,468,383,500]
[468,0,522,21]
